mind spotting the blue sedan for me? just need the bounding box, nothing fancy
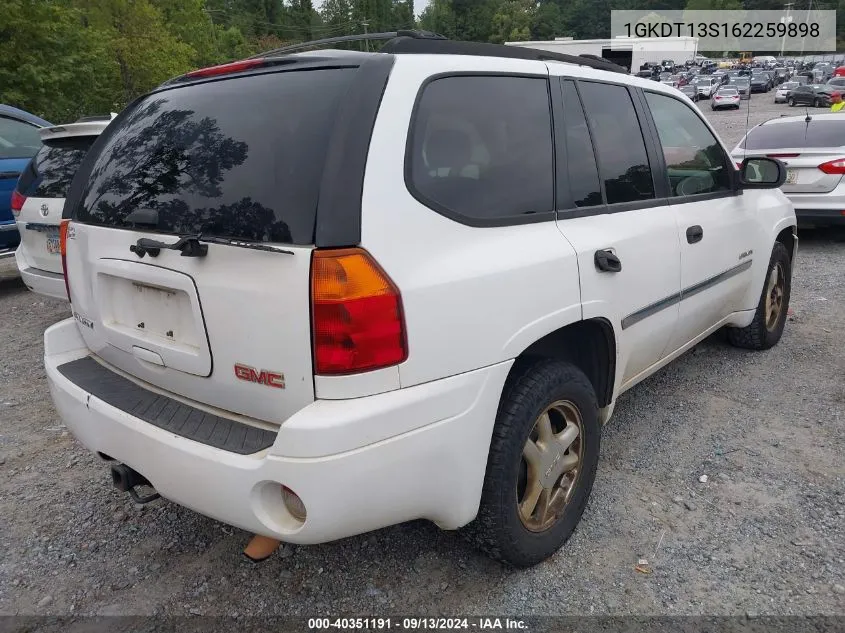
[0,105,52,256]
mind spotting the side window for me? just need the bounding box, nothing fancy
[0,116,42,160]
[561,80,602,208]
[407,75,554,221]
[577,82,655,205]
[644,91,731,198]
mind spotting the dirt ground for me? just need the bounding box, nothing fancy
[1,93,844,621]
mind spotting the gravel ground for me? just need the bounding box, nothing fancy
[1,93,844,622]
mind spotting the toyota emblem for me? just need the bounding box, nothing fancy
[39,203,49,218]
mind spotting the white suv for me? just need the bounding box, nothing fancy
[45,33,797,567]
[13,116,113,299]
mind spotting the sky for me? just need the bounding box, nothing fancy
[312,0,431,19]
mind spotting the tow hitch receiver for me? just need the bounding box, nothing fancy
[110,463,161,504]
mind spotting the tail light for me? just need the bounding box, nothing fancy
[311,248,407,375]
[715,96,722,100]
[736,162,744,169]
[58,219,71,302]
[818,158,845,174]
[10,190,25,217]
[186,58,266,79]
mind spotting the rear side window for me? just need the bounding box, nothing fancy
[0,116,41,160]
[561,80,601,208]
[407,75,554,222]
[578,82,655,205]
[74,69,354,244]
[17,137,96,198]
[740,121,845,149]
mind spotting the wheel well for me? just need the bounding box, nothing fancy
[510,319,616,408]
[776,226,796,261]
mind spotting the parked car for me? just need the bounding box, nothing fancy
[671,74,689,87]
[711,86,741,110]
[694,76,719,98]
[775,81,799,103]
[0,105,52,256]
[13,116,113,299]
[787,84,834,107]
[750,74,770,93]
[827,77,845,90]
[679,84,700,102]
[732,113,845,227]
[44,34,796,568]
[729,77,751,99]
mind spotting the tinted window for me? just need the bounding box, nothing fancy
[578,82,654,205]
[740,121,845,149]
[561,81,602,208]
[407,75,553,221]
[74,69,354,244]
[645,92,731,197]
[0,116,41,160]
[17,137,96,198]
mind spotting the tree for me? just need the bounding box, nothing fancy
[489,0,535,43]
[0,0,118,121]
[532,2,562,40]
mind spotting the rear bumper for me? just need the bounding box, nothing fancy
[15,248,66,300]
[792,208,845,225]
[785,190,845,226]
[45,319,510,544]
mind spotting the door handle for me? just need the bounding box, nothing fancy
[594,249,622,273]
[686,225,704,244]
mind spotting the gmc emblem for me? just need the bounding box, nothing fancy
[234,363,285,389]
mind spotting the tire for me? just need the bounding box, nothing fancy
[814,98,820,107]
[461,360,600,568]
[727,242,792,351]
[788,97,794,106]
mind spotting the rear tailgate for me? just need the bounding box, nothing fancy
[64,67,357,425]
[17,137,98,274]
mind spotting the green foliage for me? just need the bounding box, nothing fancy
[2,0,843,125]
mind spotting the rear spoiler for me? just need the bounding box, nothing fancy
[39,113,117,142]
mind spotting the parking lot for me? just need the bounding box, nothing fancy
[1,91,844,619]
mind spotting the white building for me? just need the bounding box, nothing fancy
[505,36,699,73]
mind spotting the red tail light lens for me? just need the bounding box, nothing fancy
[186,58,265,79]
[311,248,407,375]
[736,162,744,169]
[10,190,25,217]
[59,219,71,302]
[818,158,845,174]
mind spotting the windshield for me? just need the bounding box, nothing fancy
[695,78,711,85]
[740,120,845,150]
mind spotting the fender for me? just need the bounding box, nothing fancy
[738,196,797,315]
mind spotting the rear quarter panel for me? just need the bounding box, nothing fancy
[359,55,584,390]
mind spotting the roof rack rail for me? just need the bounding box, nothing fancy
[249,30,446,59]
[381,37,627,73]
[249,30,627,74]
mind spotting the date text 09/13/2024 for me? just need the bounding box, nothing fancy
[308,618,527,630]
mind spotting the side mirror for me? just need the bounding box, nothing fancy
[737,156,787,189]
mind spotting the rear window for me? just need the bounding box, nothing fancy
[740,121,845,149]
[17,137,96,198]
[73,69,354,244]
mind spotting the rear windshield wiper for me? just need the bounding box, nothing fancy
[131,234,293,258]
[199,235,294,255]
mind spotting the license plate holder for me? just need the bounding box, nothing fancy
[785,169,798,185]
[46,233,60,255]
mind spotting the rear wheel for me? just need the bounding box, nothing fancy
[814,98,820,107]
[727,242,791,351]
[788,97,795,106]
[462,360,600,567]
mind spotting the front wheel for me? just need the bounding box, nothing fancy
[814,98,820,107]
[788,97,794,106]
[727,242,792,350]
[462,360,600,567]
